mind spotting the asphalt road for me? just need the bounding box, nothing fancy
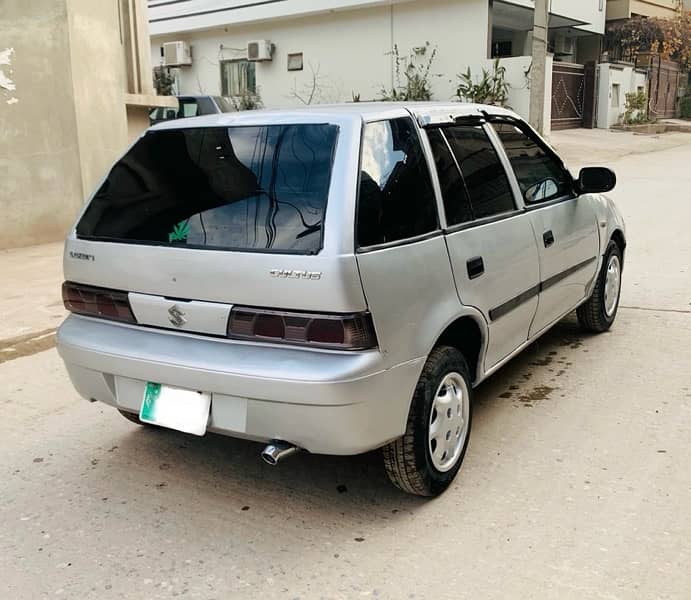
[1,137,690,599]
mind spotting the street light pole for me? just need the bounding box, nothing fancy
[529,0,550,134]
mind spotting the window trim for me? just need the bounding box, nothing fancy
[443,207,523,236]
[353,116,442,252]
[356,230,445,254]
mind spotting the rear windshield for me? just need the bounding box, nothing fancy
[76,125,339,254]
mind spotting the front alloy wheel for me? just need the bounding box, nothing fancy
[577,239,623,332]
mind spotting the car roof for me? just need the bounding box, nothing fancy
[149,102,521,131]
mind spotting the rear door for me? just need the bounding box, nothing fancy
[426,121,540,370]
[490,120,599,336]
[354,116,462,369]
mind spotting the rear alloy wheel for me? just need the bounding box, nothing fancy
[577,240,623,333]
[383,346,472,497]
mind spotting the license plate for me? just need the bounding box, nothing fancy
[140,382,211,436]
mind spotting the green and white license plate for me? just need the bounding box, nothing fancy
[140,382,211,436]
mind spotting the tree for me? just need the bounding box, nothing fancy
[606,12,691,69]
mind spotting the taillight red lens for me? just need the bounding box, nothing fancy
[62,281,136,324]
[227,307,377,350]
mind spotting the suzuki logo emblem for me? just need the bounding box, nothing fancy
[168,304,187,328]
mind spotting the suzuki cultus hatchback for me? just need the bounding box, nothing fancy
[58,103,625,496]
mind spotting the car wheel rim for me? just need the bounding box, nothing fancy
[604,254,621,318]
[428,372,470,473]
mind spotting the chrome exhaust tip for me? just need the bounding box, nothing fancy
[261,441,299,466]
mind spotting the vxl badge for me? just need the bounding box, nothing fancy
[270,269,322,280]
[168,305,187,328]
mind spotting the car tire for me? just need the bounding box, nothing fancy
[118,409,145,425]
[577,240,623,333]
[383,346,473,497]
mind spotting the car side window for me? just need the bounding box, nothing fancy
[357,117,439,248]
[426,129,473,226]
[179,99,200,118]
[492,122,573,204]
[442,125,516,220]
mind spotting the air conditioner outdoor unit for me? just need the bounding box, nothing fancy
[163,41,192,67]
[247,40,273,62]
[554,37,575,56]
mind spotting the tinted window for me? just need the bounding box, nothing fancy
[357,118,438,247]
[76,125,339,254]
[426,129,473,226]
[443,125,515,219]
[493,122,573,203]
[196,97,218,115]
[179,98,199,118]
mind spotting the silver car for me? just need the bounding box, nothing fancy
[57,103,625,496]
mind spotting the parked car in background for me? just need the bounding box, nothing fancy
[58,103,625,497]
[149,95,236,124]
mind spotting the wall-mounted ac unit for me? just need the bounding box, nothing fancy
[553,36,575,56]
[247,40,273,62]
[163,41,192,67]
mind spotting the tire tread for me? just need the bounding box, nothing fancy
[383,346,470,497]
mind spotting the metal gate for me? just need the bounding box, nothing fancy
[551,62,585,130]
[638,54,682,119]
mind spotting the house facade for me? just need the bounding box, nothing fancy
[599,0,684,126]
[1,0,174,249]
[149,0,607,132]
[606,0,680,21]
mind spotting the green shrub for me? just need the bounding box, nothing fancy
[379,43,439,101]
[456,59,509,106]
[623,90,649,125]
[681,96,691,119]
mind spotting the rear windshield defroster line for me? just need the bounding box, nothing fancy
[76,124,339,255]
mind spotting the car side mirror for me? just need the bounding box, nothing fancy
[578,167,616,194]
[525,178,559,203]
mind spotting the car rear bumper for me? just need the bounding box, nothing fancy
[57,315,423,455]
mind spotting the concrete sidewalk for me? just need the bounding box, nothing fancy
[1,128,689,343]
[0,242,65,341]
[550,128,691,170]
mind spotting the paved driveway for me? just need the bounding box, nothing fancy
[1,131,690,599]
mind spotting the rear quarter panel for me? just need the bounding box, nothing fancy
[356,236,466,369]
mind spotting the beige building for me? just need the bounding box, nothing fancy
[606,0,681,20]
[0,0,175,250]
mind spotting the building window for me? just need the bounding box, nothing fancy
[287,53,304,71]
[491,41,513,59]
[220,60,256,97]
[611,83,621,108]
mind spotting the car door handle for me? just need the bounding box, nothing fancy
[466,256,485,280]
[543,230,555,248]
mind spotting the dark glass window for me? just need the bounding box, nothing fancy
[493,122,573,204]
[357,118,438,247]
[443,125,515,219]
[76,125,339,254]
[426,129,473,226]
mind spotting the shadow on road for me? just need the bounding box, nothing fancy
[102,314,593,516]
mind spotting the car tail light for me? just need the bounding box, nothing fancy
[227,307,378,350]
[62,281,136,324]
